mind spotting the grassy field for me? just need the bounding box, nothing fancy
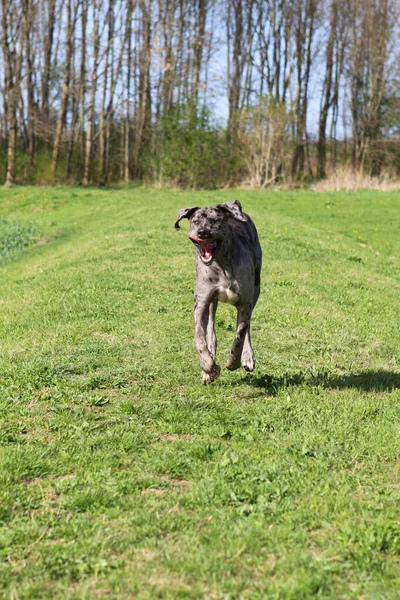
[1,186,400,599]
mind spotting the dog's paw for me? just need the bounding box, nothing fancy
[241,352,255,372]
[242,362,255,372]
[202,371,212,384]
[201,363,220,384]
[225,353,241,371]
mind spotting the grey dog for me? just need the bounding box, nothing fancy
[175,200,262,384]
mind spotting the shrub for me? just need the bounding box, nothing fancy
[140,104,242,189]
[237,97,292,188]
[312,165,400,192]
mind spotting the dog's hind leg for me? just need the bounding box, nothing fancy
[241,282,260,372]
[241,326,255,372]
[226,306,251,371]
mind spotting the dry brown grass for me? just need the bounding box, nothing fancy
[313,166,400,192]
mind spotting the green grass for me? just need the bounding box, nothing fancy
[1,186,400,599]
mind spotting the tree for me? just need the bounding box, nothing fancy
[291,0,319,177]
[51,0,78,176]
[1,0,24,186]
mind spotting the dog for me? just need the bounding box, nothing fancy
[175,200,262,383]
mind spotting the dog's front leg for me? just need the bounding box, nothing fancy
[207,299,218,361]
[194,298,220,384]
[226,306,251,371]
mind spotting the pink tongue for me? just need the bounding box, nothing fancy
[201,241,213,260]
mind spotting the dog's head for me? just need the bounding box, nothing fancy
[174,201,248,264]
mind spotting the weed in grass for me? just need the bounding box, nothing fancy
[0,218,40,260]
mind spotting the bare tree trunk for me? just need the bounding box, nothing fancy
[125,1,132,182]
[41,0,56,135]
[99,0,115,183]
[136,0,152,163]
[67,50,77,178]
[83,0,100,186]
[67,100,77,178]
[104,21,114,188]
[227,0,244,143]
[120,119,125,179]
[193,0,207,107]
[1,0,24,186]
[255,0,293,104]
[105,120,112,183]
[348,0,391,173]
[90,0,133,182]
[201,0,215,110]
[316,0,337,179]
[291,0,317,178]
[241,0,255,109]
[24,0,36,159]
[77,0,88,160]
[51,0,77,176]
[176,0,188,108]
[161,0,175,116]
[329,16,346,170]
[1,0,14,186]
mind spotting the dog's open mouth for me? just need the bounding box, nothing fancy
[189,237,219,263]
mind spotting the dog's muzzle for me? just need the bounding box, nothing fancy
[189,236,220,264]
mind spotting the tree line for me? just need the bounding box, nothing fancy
[1,0,399,188]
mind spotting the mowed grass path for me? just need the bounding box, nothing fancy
[1,187,400,599]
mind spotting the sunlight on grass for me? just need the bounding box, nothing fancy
[0,187,400,598]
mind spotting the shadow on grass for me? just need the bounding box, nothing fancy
[246,370,400,395]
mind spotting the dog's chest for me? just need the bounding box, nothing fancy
[209,268,240,305]
[217,287,239,305]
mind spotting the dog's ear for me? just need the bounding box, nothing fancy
[174,206,201,230]
[217,200,248,222]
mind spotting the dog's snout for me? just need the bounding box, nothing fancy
[197,228,211,239]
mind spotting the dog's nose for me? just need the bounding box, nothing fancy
[197,228,211,239]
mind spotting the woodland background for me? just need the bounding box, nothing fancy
[1,0,400,188]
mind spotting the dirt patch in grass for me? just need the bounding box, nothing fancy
[158,434,194,442]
